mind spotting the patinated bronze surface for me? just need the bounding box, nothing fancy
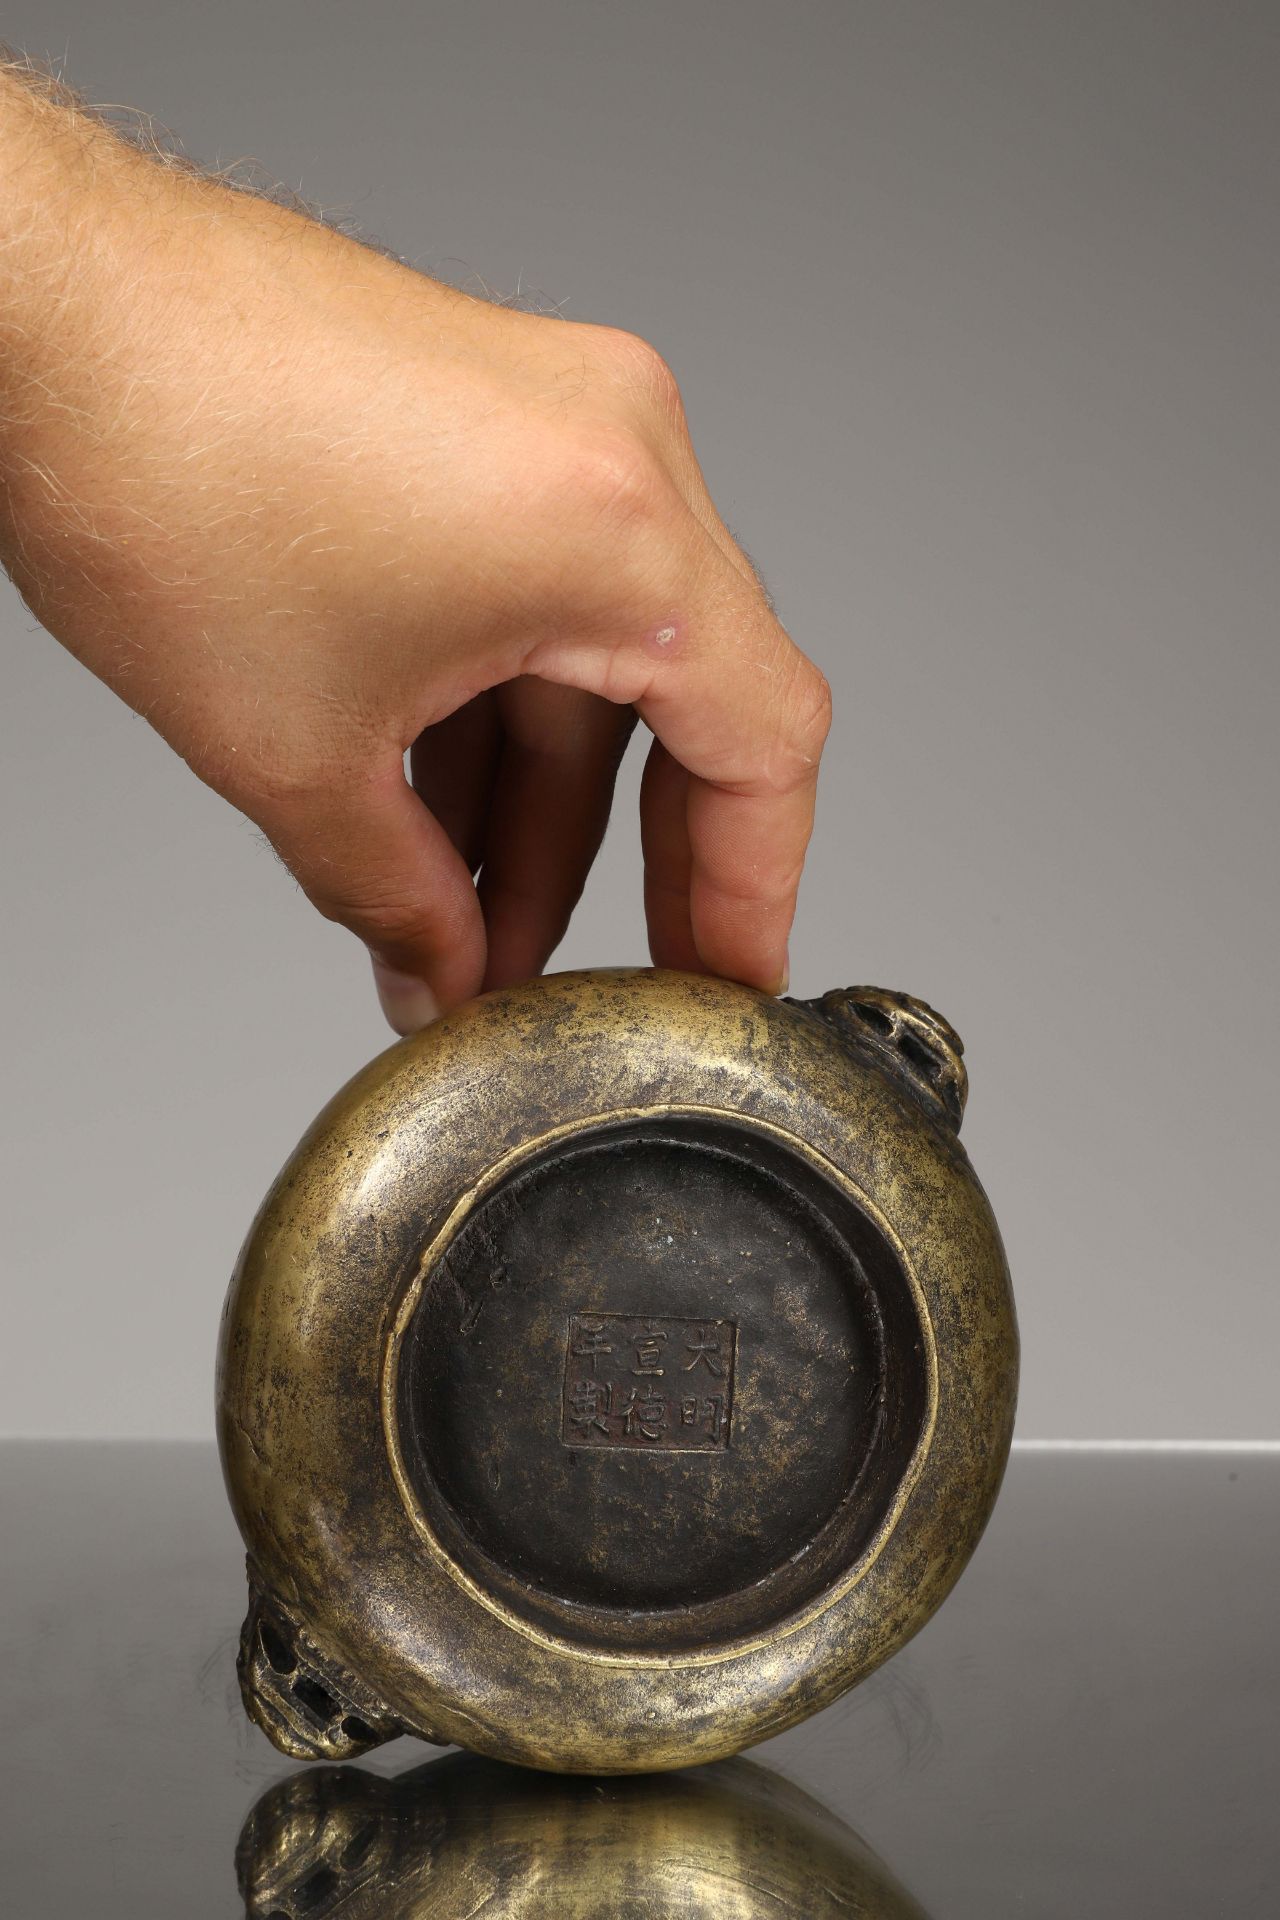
[217,969,1018,1773]
[236,1754,931,1918]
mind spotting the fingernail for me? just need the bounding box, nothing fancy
[774,949,790,997]
[371,958,440,1036]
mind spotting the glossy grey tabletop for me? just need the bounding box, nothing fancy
[1,1443,1275,1915]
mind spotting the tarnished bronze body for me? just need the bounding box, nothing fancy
[217,968,1017,1773]
[236,1754,931,1917]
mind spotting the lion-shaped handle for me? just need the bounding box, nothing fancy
[789,985,968,1130]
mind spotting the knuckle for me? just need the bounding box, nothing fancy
[311,884,425,948]
[216,754,316,817]
[748,756,810,800]
[550,428,673,541]
[587,433,669,526]
[732,655,831,798]
[793,661,834,754]
[590,325,687,427]
[212,721,379,821]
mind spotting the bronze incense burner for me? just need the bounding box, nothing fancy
[217,969,1017,1773]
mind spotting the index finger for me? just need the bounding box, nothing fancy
[634,577,830,994]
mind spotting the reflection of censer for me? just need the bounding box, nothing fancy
[236,1753,932,1918]
[218,969,1017,1773]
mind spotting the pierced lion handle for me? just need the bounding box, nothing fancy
[787,985,968,1129]
[238,1571,410,1761]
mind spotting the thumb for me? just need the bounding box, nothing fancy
[251,760,487,1033]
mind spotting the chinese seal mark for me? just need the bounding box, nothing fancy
[562,1312,737,1451]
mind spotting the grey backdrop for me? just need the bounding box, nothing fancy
[1,1,1275,1439]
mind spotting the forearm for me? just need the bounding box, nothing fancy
[0,64,211,654]
[0,58,407,707]
[0,60,179,423]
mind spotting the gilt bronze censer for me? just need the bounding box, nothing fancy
[217,968,1018,1773]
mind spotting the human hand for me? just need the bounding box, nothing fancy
[0,69,830,1031]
